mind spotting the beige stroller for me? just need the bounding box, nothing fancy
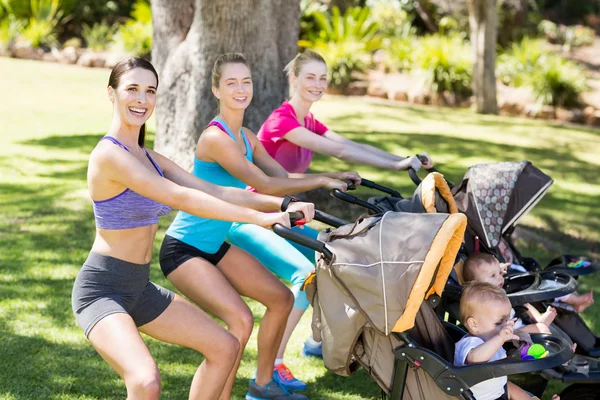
[276,211,574,399]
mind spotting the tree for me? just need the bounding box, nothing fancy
[151,0,301,170]
[467,0,498,114]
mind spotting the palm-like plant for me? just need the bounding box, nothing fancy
[300,6,381,90]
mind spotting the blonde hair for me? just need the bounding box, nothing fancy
[211,53,249,89]
[463,253,499,283]
[284,50,327,97]
[459,281,509,326]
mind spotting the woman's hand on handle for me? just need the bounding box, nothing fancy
[335,171,362,186]
[419,152,434,169]
[395,155,422,171]
[323,178,348,192]
[287,201,315,223]
[255,212,292,230]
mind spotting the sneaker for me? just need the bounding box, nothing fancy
[301,339,323,358]
[245,379,308,400]
[273,363,307,391]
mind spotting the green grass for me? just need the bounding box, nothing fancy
[0,56,598,399]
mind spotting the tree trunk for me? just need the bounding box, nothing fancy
[468,0,498,114]
[151,0,301,170]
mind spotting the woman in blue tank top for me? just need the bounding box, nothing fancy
[159,54,360,398]
[73,57,313,400]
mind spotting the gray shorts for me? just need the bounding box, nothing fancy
[72,252,174,337]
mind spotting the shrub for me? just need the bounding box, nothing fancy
[530,54,586,107]
[113,0,151,57]
[538,19,595,51]
[497,37,547,87]
[0,14,25,51]
[369,1,416,38]
[413,34,472,98]
[18,0,65,48]
[299,6,381,89]
[382,36,415,72]
[82,22,117,51]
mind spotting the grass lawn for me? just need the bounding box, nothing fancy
[0,56,598,399]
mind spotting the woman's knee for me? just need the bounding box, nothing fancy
[204,329,240,364]
[226,307,254,346]
[272,287,294,313]
[125,367,161,399]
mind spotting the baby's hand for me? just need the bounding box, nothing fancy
[499,319,519,342]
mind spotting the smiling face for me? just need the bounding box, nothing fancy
[292,60,327,103]
[108,67,157,128]
[466,298,512,341]
[212,62,252,111]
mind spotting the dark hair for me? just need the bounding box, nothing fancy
[284,50,327,97]
[108,57,159,147]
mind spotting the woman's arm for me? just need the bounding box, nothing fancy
[92,146,294,227]
[251,134,362,186]
[285,126,422,171]
[325,130,434,168]
[148,148,286,212]
[196,128,347,196]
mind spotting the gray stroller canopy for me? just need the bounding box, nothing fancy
[306,212,467,396]
[453,161,553,249]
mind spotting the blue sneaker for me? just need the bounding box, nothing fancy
[273,363,307,391]
[301,339,323,358]
[245,378,307,399]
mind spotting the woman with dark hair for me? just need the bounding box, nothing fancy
[72,57,313,400]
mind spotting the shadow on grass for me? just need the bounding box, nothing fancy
[20,132,156,153]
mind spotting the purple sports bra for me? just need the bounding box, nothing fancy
[93,136,172,230]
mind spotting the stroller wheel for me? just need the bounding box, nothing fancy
[559,384,599,400]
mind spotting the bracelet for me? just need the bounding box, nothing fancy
[280,195,298,211]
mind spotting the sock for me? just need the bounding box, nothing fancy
[274,358,284,366]
[306,337,321,346]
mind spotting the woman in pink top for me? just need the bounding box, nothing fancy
[258,50,433,174]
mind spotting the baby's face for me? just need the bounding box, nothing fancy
[473,261,505,288]
[469,299,512,341]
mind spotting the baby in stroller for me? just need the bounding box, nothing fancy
[497,239,595,313]
[463,253,556,334]
[455,282,560,400]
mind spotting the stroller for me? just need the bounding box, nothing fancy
[329,162,600,360]
[276,211,575,399]
[450,161,599,278]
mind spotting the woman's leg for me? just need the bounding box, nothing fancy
[166,258,255,400]
[216,246,294,387]
[88,313,162,400]
[139,294,240,400]
[227,224,316,360]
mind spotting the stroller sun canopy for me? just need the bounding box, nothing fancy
[453,161,553,249]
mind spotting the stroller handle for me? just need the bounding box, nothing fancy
[331,189,382,214]
[408,167,422,186]
[360,178,402,198]
[272,223,333,261]
[314,209,349,228]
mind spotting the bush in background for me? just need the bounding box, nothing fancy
[82,22,117,51]
[531,54,587,107]
[414,34,472,98]
[112,0,151,57]
[538,19,595,51]
[300,6,381,89]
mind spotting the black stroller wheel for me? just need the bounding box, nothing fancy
[559,383,600,400]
